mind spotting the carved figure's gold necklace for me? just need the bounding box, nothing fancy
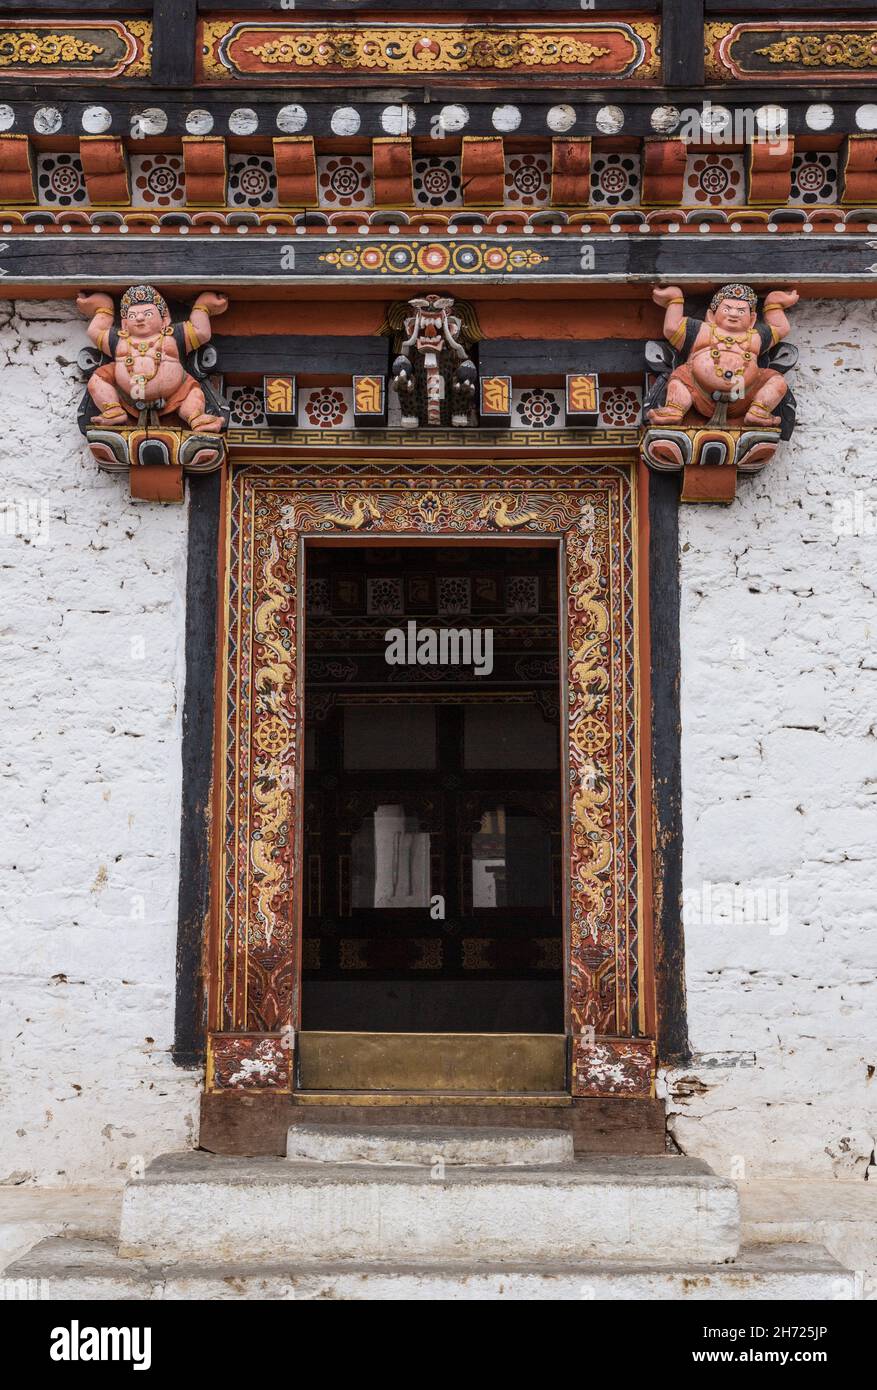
[120,327,172,384]
[709,323,752,383]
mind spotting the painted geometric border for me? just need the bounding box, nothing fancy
[212,462,642,1092]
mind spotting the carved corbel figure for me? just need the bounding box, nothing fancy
[641,282,800,503]
[76,284,231,501]
[387,294,480,428]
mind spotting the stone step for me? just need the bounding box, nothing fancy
[286,1123,574,1167]
[2,1237,858,1301]
[117,1152,740,1266]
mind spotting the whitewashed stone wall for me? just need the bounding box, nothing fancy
[0,300,199,1187]
[664,298,877,1180]
[0,298,873,1187]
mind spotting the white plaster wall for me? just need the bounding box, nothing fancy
[1,298,873,1188]
[0,300,200,1187]
[665,298,877,1180]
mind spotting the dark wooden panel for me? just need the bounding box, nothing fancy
[480,339,645,376]
[705,0,877,10]
[663,0,705,87]
[648,469,689,1066]
[214,334,388,375]
[198,0,658,10]
[173,470,221,1069]
[3,234,875,287]
[152,0,196,87]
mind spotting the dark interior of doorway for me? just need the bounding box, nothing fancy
[300,541,563,1033]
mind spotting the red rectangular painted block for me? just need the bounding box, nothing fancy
[572,1037,656,1099]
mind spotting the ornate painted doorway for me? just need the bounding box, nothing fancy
[206,458,655,1100]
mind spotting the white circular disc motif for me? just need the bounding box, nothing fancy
[755,105,788,137]
[330,107,361,137]
[856,104,877,132]
[277,105,307,134]
[381,105,416,135]
[438,104,468,134]
[547,104,576,134]
[651,106,680,134]
[595,105,624,135]
[492,105,521,133]
[34,106,63,136]
[185,110,214,136]
[805,104,834,132]
[229,108,258,136]
[131,107,167,138]
[0,105,14,132]
[82,106,111,135]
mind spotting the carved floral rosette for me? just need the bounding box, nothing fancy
[214,464,644,1090]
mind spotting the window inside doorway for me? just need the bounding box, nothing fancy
[301,542,563,1033]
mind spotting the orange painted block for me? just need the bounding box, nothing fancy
[0,135,35,205]
[274,137,318,207]
[551,138,591,206]
[130,464,184,503]
[681,465,737,504]
[841,136,877,205]
[373,137,413,207]
[748,137,794,207]
[79,137,129,206]
[641,138,687,206]
[461,136,505,207]
[183,137,227,206]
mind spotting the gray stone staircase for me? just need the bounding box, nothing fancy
[1,1126,859,1300]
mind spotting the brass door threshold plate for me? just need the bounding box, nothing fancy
[292,1091,571,1108]
[297,1031,567,1094]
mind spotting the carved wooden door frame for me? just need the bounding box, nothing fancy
[205,457,656,1098]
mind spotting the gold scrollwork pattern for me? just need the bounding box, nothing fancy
[0,32,102,66]
[756,34,877,68]
[246,30,611,71]
[201,20,659,81]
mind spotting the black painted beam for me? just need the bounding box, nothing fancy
[153,0,196,88]
[214,334,389,375]
[480,339,645,375]
[648,469,688,1065]
[174,469,221,1070]
[198,0,658,9]
[662,0,704,88]
[705,0,877,9]
[3,234,875,286]
[0,93,875,138]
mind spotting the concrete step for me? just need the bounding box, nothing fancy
[285,1124,574,1167]
[117,1152,740,1266]
[2,1236,858,1301]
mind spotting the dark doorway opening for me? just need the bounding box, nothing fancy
[301,541,563,1034]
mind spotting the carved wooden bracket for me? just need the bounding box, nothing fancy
[640,281,799,504]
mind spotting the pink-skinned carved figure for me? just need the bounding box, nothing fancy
[77,284,229,433]
[647,283,799,429]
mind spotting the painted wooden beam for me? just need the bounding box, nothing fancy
[2,233,876,287]
[648,469,689,1065]
[198,0,658,10]
[215,335,388,375]
[152,0,196,88]
[480,340,645,375]
[662,0,704,88]
[174,469,220,1070]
